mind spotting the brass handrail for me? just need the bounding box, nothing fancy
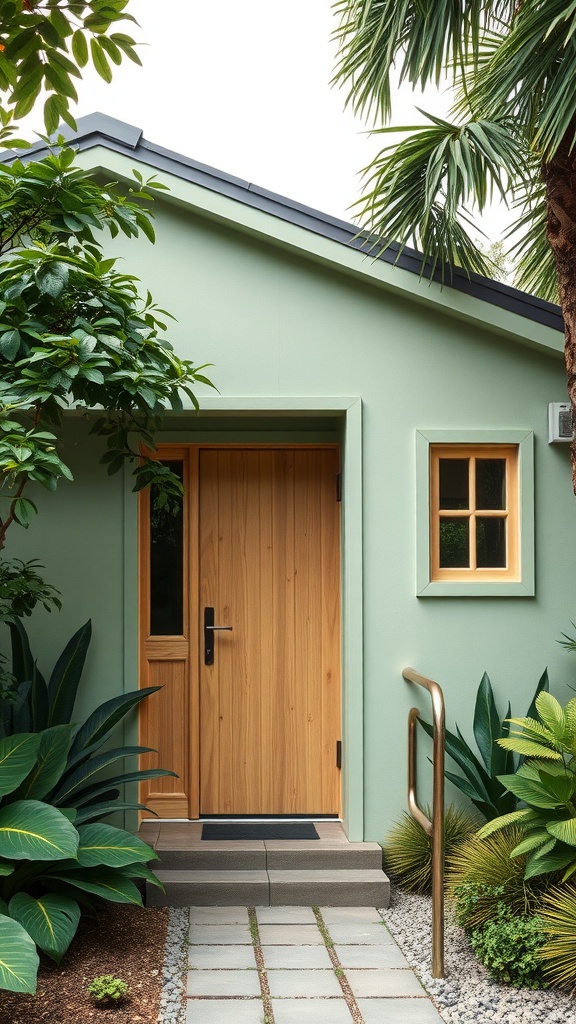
[402,667,445,978]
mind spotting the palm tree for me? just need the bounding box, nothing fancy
[333,1,576,490]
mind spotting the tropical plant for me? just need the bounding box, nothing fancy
[0,729,162,994]
[333,1,576,490]
[0,618,174,822]
[539,883,576,990]
[382,803,477,894]
[478,692,576,881]
[419,671,549,819]
[0,1,140,143]
[446,827,545,929]
[469,905,546,988]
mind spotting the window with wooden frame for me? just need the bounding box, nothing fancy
[416,430,534,597]
[430,445,518,581]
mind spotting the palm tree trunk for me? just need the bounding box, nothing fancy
[544,141,576,493]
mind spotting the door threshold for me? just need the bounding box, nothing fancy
[150,816,342,824]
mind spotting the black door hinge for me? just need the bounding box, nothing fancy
[336,473,342,502]
[336,740,342,769]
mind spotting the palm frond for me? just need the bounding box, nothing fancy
[508,185,559,303]
[332,0,515,122]
[355,110,526,280]
[471,0,576,159]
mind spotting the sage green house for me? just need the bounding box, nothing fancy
[8,113,575,845]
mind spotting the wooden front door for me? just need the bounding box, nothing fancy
[139,445,341,818]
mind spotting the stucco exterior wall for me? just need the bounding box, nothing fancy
[6,185,576,842]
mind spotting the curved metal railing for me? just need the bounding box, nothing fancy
[402,667,445,978]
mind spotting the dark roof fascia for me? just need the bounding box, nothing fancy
[2,112,564,336]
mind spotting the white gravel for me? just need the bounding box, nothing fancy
[380,890,575,1023]
[156,907,188,1024]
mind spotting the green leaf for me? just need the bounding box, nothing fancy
[69,686,161,757]
[0,914,39,993]
[497,737,562,760]
[0,329,21,360]
[47,620,92,727]
[547,818,576,846]
[473,672,502,775]
[49,867,143,905]
[477,807,539,839]
[0,800,78,861]
[90,38,112,83]
[16,725,75,801]
[71,30,89,68]
[497,772,566,808]
[35,261,69,299]
[0,734,41,798]
[9,892,80,964]
[76,823,157,868]
[12,497,37,528]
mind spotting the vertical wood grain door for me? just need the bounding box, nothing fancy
[199,447,341,816]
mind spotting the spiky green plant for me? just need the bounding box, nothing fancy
[446,828,545,929]
[382,804,477,895]
[419,671,549,820]
[539,884,576,991]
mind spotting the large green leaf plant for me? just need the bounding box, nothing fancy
[0,618,174,992]
[419,670,548,819]
[478,692,576,882]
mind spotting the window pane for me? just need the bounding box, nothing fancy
[150,461,184,635]
[476,517,506,568]
[439,517,469,567]
[439,459,469,509]
[476,460,506,510]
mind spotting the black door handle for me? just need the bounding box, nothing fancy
[204,607,233,665]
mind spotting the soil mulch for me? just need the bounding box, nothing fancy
[0,904,170,1024]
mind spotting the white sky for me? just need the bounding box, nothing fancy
[22,0,456,228]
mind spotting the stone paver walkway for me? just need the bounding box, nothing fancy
[185,905,444,1023]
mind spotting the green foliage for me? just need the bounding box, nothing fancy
[0,619,171,994]
[478,692,576,881]
[446,827,545,929]
[332,0,571,300]
[0,1,140,140]
[420,670,549,820]
[0,729,159,994]
[88,974,130,1005]
[469,905,546,989]
[1,618,176,822]
[539,883,576,990]
[382,803,477,894]
[0,146,213,555]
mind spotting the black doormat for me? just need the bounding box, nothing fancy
[201,822,319,840]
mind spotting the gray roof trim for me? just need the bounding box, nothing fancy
[2,112,564,335]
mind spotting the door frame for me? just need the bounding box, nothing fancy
[128,397,364,839]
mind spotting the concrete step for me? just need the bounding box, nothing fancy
[146,868,390,908]
[156,841,383,871]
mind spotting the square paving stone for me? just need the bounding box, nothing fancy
[257,924,323,945]
[267,969,343,997]
[255,906,317,925]
[327,923,394,945]
[346,968,425,997]
[334,943,409,968]
[189,906,250,925]
[320,907,382,925]
[186,969,262,997]
[262,944,333,969]
[188,945,257,969]
[188,924,252,944]
[356,997,445,1023]
[271,999,353,1023]
[185,1000,264,1023]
